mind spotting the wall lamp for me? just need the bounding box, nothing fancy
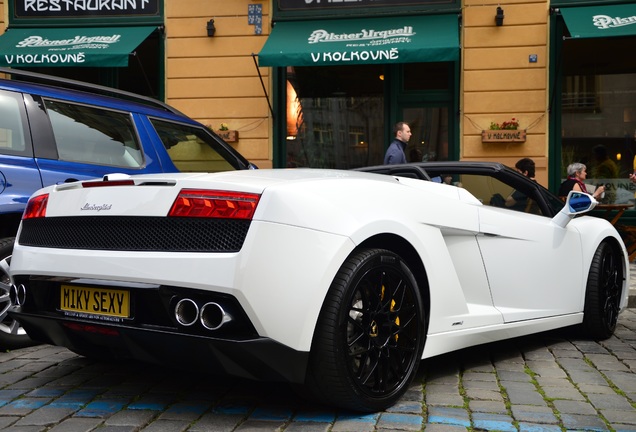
[207,19,216,37]
[495,6,505,26]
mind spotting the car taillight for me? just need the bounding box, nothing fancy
[169,190,260,219]
[22,193,48,219]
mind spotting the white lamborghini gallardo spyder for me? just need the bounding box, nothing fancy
[5,161,629,412]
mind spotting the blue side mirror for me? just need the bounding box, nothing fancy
[568,192,594,213]
[552,190,597,228]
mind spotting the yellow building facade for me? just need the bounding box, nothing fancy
[463,0,549,185]
[164,0,273,169]
[1,0,635,203]
[161,0,553,182]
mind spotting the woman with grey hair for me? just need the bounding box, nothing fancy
[558,162,605,200]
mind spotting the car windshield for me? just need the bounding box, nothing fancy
[150,119,240,172]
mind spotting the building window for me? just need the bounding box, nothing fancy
[560,36,636,204]
[285,65,385,169]
[562,75,599,113]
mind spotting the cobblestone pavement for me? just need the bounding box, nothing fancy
[0,315,635,431]
[1,267,636,431]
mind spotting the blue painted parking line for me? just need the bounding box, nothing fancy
[427,406,471,427]
[249,406,294,421]
[386,400,423,414]
[127,400,168,411]
[379,412,423,427]
[518,423,564,432]
[48,389,101,409]
[0,390,28,407]
[75,400,126,417]
[26,388,66,398]
[48,399,85,410]
[4,398,48,410]
[335,412,380,423]
[472,412,516,431]
[293,410,337,422]
[164,401,212,416]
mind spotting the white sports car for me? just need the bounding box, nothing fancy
[6,162,629,412]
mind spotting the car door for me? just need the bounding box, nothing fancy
[0,90,43,215]
[451,169,586,322]
[422,165,585,322]
[477,206,584,322]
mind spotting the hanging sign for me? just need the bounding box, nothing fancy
[481,130,527,143]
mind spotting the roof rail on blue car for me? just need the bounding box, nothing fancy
[0,66,184,116]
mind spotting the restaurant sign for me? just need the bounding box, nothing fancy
[592,14,636,31]
[0,26,156,67]
[481,129,526,143]
[258,14,459,67]
[279,0,452,9]
[560,4,636,39]
[11,0,161,21]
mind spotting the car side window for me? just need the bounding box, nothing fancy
[44,99,144,168]
[0,89,29,157]
[450,173,544,216]
[149,119,236,172]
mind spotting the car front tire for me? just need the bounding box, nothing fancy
[581,241,623,340]
[306,248,426,412]
[0,238,35,349]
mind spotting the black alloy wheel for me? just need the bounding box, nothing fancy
[582,241,623,340]
[306,248,426,412]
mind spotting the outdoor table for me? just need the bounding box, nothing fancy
[595,203,634,226]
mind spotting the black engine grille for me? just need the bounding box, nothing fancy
[18,217,251,252]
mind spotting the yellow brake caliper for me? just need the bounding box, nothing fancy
[377,284,400,342]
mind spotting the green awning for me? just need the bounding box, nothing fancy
[561,4,636,39]
[0,26,156,67]
[258,14,459,67]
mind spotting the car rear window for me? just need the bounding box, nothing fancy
[44,99,144,168]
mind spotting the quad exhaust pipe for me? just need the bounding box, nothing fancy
[174,298,232,330]
[174,299,199,327]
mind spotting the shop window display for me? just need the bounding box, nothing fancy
[285,65,385,169]
[284,63,451,169]
[560,36,636,205]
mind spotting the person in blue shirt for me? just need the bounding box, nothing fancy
[384,122,412,164]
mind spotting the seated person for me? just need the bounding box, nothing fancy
[505,158,538,213]
[559,162,605,200]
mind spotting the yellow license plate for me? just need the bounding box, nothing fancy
[60,285,130,318]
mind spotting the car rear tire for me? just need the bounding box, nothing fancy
[581,241,623,340]
[0,237,35,349]
[305,248,426,412]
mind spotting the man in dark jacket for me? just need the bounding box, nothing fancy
[384,122,411,164]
